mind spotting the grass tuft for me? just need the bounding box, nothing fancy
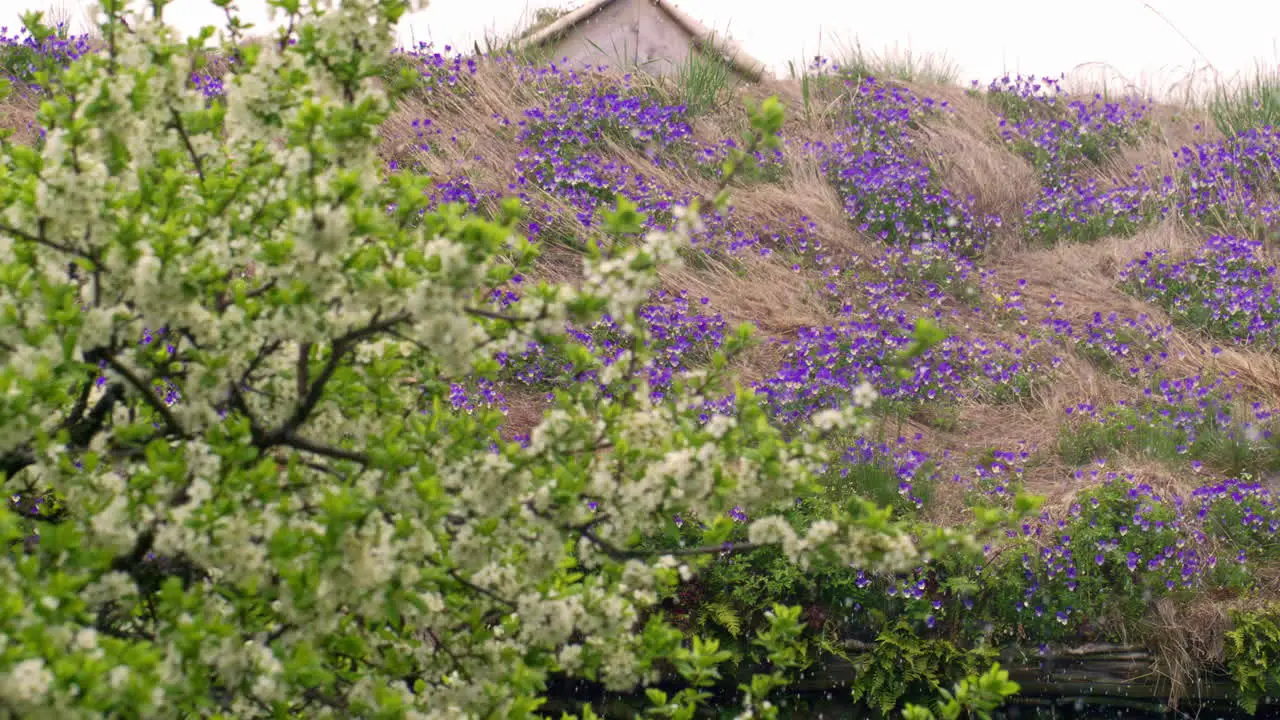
[832,37,961,86]
[1209,63,1280,137]
[671,44,735,117]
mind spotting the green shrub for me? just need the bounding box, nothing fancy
[1226,607,1280,714]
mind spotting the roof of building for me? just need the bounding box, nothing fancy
[514,0,771,82]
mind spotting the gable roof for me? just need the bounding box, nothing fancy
[514,0,771,82]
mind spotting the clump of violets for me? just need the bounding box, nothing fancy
[753,309,1042,425]
[996,87,1150,177]
[0,21,94,89]
[1171,126,1280,230]
[985,74,1158,245]
[1041,309,1173,380]
[979,73,1068,122]
[1023,173,1169,245]
[962,445,1034,502]
[693,136,787,183]
[1121,235,1280,347]
[809,77,996,255]
[1058,373,1280,477]
[828,435,938,513]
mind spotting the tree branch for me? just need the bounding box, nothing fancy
[579,528,767,560]
[265,312,408,443]
[103,353,184,437]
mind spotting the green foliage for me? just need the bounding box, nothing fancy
[1200,473,1280,559]
[699,601,742,639]
[691,152,787,186]
[1225,607,1280,714]
[1025,198,1157,247]
[900,662,1021,720]
[826,452,938,516]
[849,619,995,716]
[671,46,735,117]
[785,60,847,126]
[983,91,1054,125]
[1074,324,1164,379]
[1119,241,1280,347]
[1209,64,1280,137]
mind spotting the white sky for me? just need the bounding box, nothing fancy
[4,0,1280,100]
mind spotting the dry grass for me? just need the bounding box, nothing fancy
[993,218,1201,320]
[1096,101,1224,187]
[905,82,1042,258]
[499,385,551,441]
[0,92,41,145]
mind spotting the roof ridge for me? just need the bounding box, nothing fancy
[514,0,771,82]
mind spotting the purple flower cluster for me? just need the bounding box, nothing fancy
[807,77,995,254]
[995,80,1150,177]
[753,308,1040,424]
[979,74,1069,121]
[999,470,1264,617]
[1041,308,1173,379]
[1023,173,1167,245]
[995,85,1280,244]
[1192,477,1280,550]
[1121,235,1280,346]
[841,464,1277,644]
[1172,126,1280,229]
[831,435,938,511]
[0,23,94,90]
[1059,371,1280,477]
[692,136,787,182]
[395,42,480,94]
[962,445,1033,500]
[984,74,1158,244]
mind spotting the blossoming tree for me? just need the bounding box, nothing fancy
[0,0,1006,716]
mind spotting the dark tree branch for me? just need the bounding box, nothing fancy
[296,342,311,406]
[0,221,85,256]
[265,312,408,444]
[167,106,205,183]
[579,528,767,560]
[103,353,184,437]
[276,431,368,465]
[446,568,516,609]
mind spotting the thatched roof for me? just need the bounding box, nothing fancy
[514,0,771,82]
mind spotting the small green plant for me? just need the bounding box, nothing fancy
[1057,404,1143,466]
[1057,394,1280,478]
[1025,197,1158,247]
[850,619,994,715]
[787,58,848,125]
[672,46,734,117]
[912,403,961,432]
[974,368,1040,407]
[1226,606,1280,714]
[826,453,938,516]
[1199,473,1280,559]
[901,663,1021,720]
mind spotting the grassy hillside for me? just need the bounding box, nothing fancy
[9,11,1280,715]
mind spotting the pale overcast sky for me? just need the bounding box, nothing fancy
[4,0,1279,99]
